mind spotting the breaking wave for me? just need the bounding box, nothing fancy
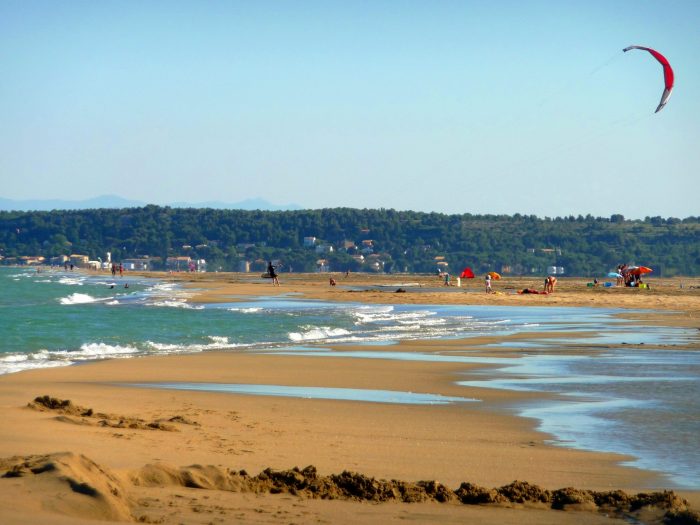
[289,326,352,342]
[227,307,263,313]
[59,293,108,305]
[0,342,139,374]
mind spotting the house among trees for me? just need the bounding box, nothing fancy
[316,259,330,272]
[51,255,69,266]
[18,256,45,266]
[367,254,385,272]
[122,258,150,271]
[69,254,89,268]
[166,256,192,271]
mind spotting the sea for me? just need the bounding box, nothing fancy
[1,266,699,489]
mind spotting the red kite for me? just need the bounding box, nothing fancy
[623,45,674,113]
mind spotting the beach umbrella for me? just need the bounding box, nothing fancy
[607,272,622,278]
[488,271,501,280]
[629,266,653,277]
[460,267,475,279]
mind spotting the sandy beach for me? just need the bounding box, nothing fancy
[177,271,700,323]
[1,272,699,524]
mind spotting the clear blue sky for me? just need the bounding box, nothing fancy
[2,1,698,218]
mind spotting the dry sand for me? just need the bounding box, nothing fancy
[1,272,699,524]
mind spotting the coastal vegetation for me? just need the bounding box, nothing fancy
[1,207,698,276]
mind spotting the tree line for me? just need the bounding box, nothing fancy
[1,206,698,276]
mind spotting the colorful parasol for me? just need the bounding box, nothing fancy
[460,267,475,279]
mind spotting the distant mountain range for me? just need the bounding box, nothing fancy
[0,195,302,212]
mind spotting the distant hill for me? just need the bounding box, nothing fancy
[0,195,146,211]
[2,206,698,276]
[169,198,302,211]
[0,195,301,212]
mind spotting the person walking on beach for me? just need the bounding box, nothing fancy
[485,273,492,293]
[267,261,280,286]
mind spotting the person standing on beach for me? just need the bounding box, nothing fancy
[485,273,492,293]
[544,275,557,293]
[268,261,280,286]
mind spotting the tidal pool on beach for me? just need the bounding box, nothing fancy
[127,382,478,405]
[265,345,700,490]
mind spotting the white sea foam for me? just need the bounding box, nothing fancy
[147,282,178,293]
[10,272,35,279]
[398,317,446,326]
[227,307,263,313]
[73,342,139,358]
[144,282,194,299]
[0,357,67,375]
[0,353,29,363]
[0,343,139,375]
[147,300,204,310]
[59,293,105,305]
[58,276,85,286]
[289,326,352,342]
[353,306,439,326]
[145,335,236,354]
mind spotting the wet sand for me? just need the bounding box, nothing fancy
[1,272,699,524]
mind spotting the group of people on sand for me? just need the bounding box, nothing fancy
[616,264,648,288]
[437,271,559,295]
[515,275,556,295]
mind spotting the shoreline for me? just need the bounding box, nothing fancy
[137,270,700,326]
[1,270,699,523]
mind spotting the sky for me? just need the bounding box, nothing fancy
[1,1,699,219]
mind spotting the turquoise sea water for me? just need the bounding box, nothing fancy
[2,266,650,373]
[1,267,699,489]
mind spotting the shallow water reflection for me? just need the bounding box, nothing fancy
[459,349,700,489]
[129,382,479,405]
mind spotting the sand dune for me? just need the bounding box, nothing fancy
[2,451,698,524]
[0,452,132,522]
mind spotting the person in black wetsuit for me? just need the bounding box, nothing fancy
[267,261,279,286]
